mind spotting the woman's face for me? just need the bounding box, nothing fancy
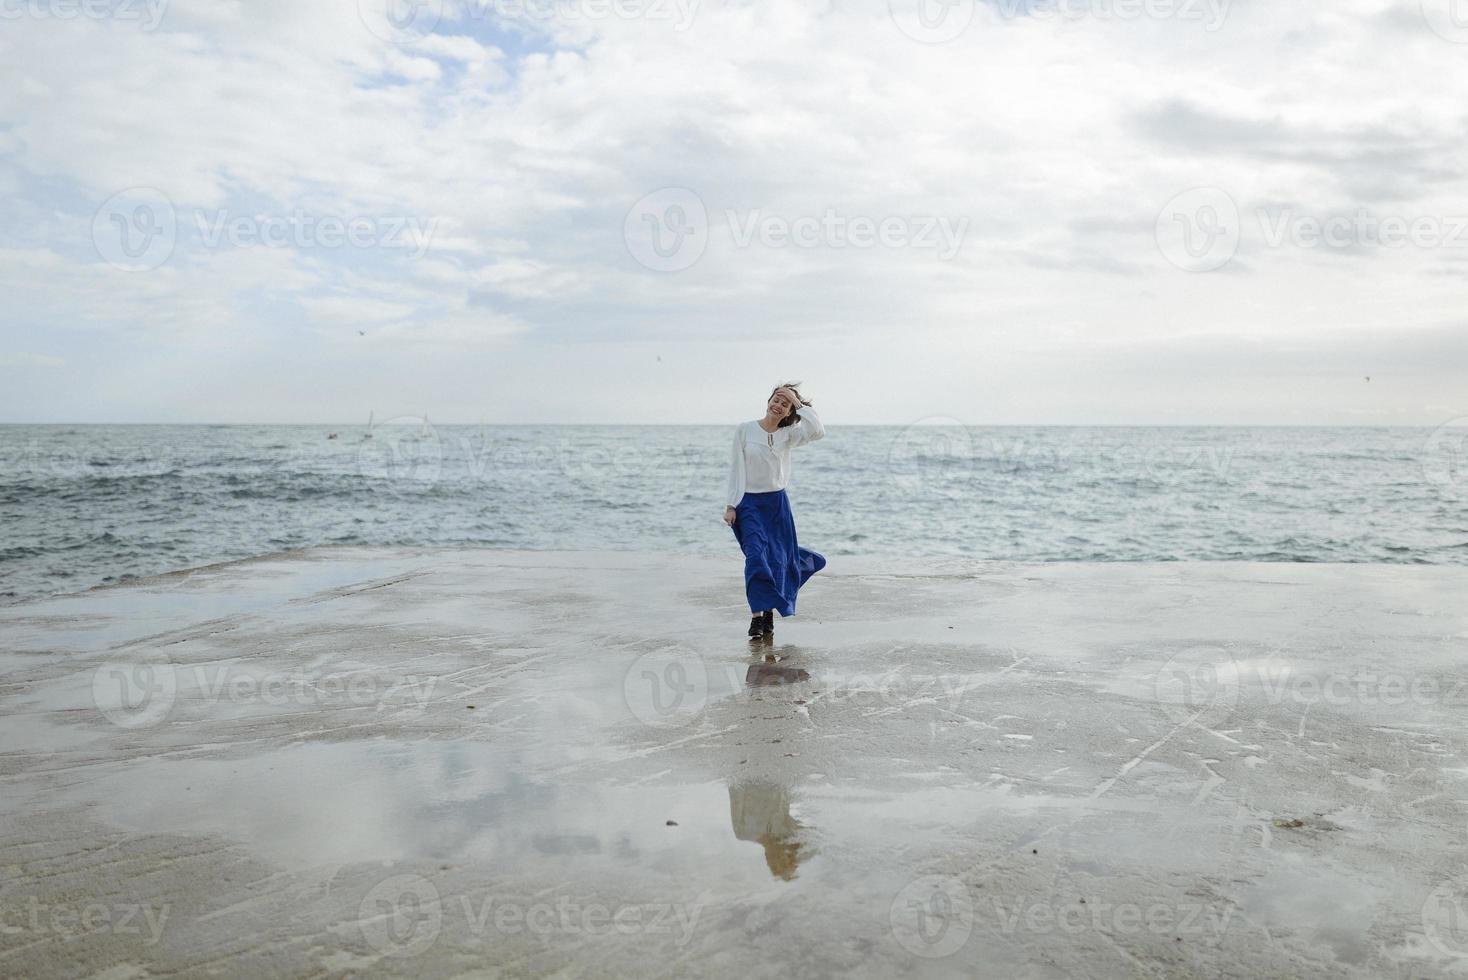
[767,389,797,419]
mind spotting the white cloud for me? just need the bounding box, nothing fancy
[0,0,1466,422]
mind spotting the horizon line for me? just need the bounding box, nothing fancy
[0,421,1451,429]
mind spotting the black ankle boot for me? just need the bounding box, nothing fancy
[748,614,763,638]
[761,610,774,635]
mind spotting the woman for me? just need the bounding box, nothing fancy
[724,383,827,639]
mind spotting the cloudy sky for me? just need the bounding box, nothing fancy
[2,0,1466,425]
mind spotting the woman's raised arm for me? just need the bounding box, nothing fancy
[788,402,824,448]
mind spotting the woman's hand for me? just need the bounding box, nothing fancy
[724,506,737,526]
[777,387,805,409]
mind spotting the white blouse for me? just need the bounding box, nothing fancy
[725,404,825,508]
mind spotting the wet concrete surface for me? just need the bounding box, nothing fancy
[3,548,1468,977]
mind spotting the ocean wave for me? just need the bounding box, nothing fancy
[1,424,1463,603]
[81,470,185,484]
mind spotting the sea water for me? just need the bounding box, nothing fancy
[2,423,1465,603]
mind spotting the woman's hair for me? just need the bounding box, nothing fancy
[770,381,810,428]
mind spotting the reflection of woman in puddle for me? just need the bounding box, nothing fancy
[728,781,809,880]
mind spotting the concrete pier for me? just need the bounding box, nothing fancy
[2,548,1468,977]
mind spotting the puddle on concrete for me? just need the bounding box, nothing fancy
[23,741,816,888]
[0,556,421,655]
[19,734,1099,894]
[1237,852,1388,966]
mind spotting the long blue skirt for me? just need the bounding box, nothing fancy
[731,489,826,617]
